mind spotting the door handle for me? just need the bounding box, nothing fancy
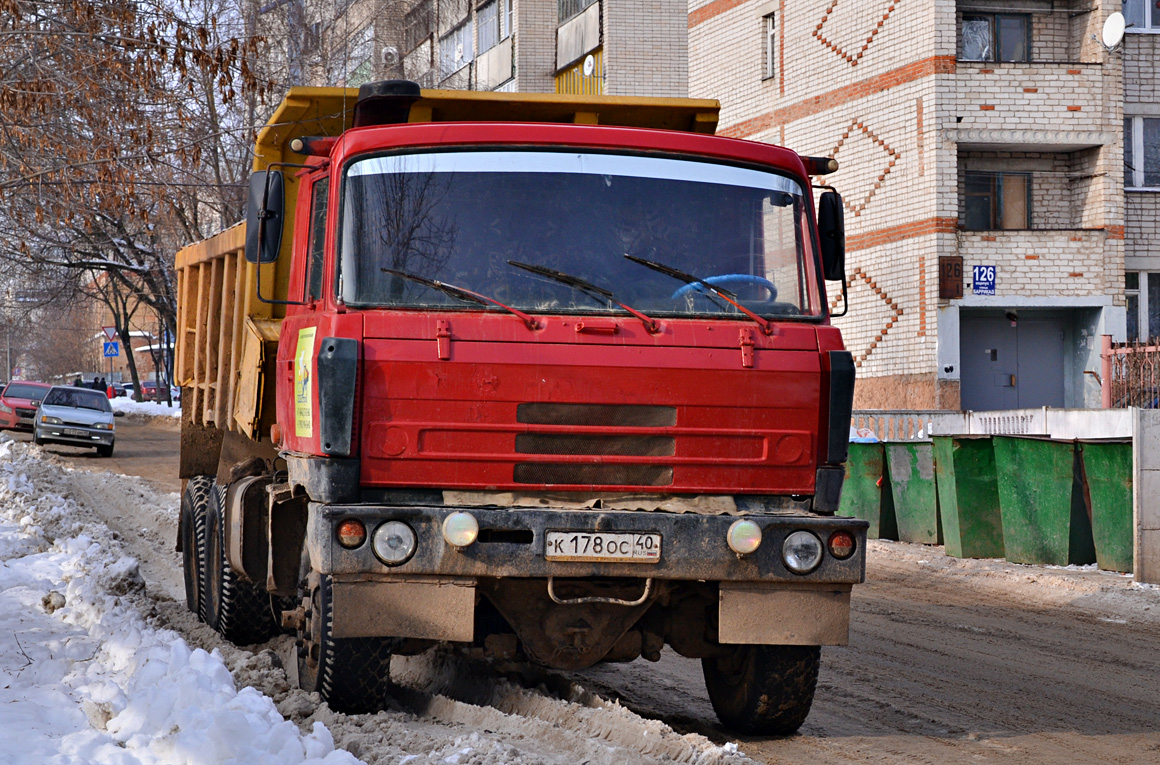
[1010,374,1016,387]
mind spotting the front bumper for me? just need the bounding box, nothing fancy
[0,410,36,431]
[309,504,868,584]
[35,424,113,448]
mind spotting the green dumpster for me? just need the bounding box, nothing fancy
[884,442,941,545]
[993,436,1096,566]
[932,436,1005,559]
[1078,439,1133,573]
[839,442,898,540]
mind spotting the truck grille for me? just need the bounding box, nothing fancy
[513,463,673,486]
[516,403,676,427]
[513,403,676,486]
[515,433,675,457]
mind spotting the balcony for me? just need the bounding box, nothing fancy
[949,62,1116,151]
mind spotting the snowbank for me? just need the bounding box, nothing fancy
[110,397,181,418]
[0,440,356,764]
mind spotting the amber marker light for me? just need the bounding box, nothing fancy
[336,519,367,549]
[828,530,856,559]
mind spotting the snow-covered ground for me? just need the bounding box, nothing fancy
[0,437,754,764]
[0,438,355,764]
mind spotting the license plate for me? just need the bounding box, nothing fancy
[62,428,89,437]
[545,531,661,563]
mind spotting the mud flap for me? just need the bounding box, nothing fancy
[718,582,851,645]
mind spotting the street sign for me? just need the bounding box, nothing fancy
[103,341,120,357]
[972,265,996,296]
[103,326,116,340]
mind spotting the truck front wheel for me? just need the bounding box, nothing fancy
[202,483,280,645]
[702,644,821,735]
[297,571,394,714]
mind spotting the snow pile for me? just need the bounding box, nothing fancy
[110,397,181,418]
[0,440,357,764]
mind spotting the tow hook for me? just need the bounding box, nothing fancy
[281,605,307,631]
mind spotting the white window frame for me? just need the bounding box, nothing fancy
[1125,115,1160,190]
[478,1,499,53]
[1124,0,1160,32]
[762,14,776,81]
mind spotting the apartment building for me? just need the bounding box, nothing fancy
[690,0,1141,411]
[280,0,687,96]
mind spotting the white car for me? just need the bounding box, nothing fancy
[34,386,123,457]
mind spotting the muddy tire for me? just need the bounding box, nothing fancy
[202,482,279,645]
[297,569,394,714]
[180,476,212,617]
[96,443,114,458]
[702,645,821,735]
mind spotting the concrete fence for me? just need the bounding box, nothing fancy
[847,407,1153,584]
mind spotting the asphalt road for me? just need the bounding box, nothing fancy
[7,413,182,495]
[25,416,1160,764]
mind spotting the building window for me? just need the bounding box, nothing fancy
[559,0,597,24]
[479,2,499,53]
[438,20,473,78]
[1126,272,1140,340]
[762,14,776,80]
[961,14,1030,62]
[1124,0,1160,31]
[1125,116,1160,189]
[963,172,1031,230]
[404,0,434,54]
[1125,272,1160,341]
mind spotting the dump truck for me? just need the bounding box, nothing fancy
[174,80,866,735]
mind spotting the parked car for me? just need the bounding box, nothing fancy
[0,381,52,432]
[33,386,123,457]
[138,381,158,401]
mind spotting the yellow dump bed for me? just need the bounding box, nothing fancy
[173,86,720,475]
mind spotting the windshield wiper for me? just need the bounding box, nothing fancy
[381,269,540,331]
[508,261,660,334]
[623,255,774,336]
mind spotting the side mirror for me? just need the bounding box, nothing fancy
[114,411,125,418]
[818,190,845,282]
[245,170,285,264]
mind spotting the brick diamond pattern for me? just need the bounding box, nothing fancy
[831,267,903,367]
[813,0,899,67]
[830,119,901,217]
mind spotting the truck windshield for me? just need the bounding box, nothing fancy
[339,150,823,319]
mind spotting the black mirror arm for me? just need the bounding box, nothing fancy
[830,273,849,318]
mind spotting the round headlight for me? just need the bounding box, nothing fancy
[372,521,416,565]
[782,530,823,574]
[442,512,479,548]
[726,519,762,555]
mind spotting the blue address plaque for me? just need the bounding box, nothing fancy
[972,265,996,296]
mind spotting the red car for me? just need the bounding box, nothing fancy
[0,381,52,432]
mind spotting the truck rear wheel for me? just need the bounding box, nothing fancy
[702,644,821,735]
[297,571,394,714]
[202,483,279,645]
[180,476,212,616]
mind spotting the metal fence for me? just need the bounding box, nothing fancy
[849,410,946,441]
[1101,335,1160,409]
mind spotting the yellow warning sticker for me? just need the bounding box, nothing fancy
[294,327,317,438]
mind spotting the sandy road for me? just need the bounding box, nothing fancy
[37,416,1160,764]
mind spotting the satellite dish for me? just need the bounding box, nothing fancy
[582,54,595,77]
[1102,12,1126,49]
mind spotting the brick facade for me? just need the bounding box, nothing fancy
[690,0,1128,410]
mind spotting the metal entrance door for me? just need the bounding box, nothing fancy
[960,315,1065,410]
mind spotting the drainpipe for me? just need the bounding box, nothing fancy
[1101,334,1113,408]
